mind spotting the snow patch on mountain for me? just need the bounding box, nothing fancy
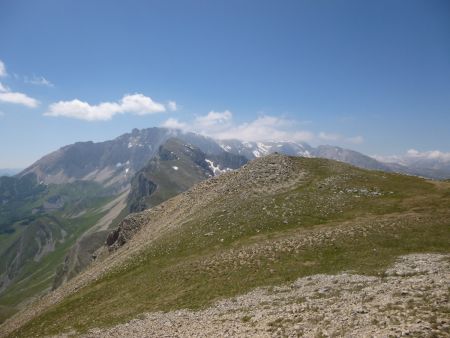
[256,142,271,155]
[205,159,232,176]
[252,150,261,158]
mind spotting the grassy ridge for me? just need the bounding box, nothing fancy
[9,158,450,336]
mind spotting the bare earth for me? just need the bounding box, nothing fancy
[82,253,450,338]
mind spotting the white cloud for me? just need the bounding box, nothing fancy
[0,91,40,108]
[195,110,232,128]
[45,94,168,121]
[25,75,54,87]
[405,149,450,162]
[0,60,6,77]
[0,61,40,108]
[167,101,177,111]
[162,111,314,143]
[214,115,314,142]
[373,149,450,164]
[162,110,366,145]
[161,117,187,130]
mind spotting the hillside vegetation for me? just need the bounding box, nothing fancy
[0,175,116,323]
[3,155,450,337]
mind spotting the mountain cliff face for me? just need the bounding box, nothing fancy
[19,128,170,189]
[3,154,449,337]
[128,138,247,213]
[18,128,225,190]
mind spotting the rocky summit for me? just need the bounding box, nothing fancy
[2,154,449,337]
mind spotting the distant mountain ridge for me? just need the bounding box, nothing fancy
[17,127,450,184]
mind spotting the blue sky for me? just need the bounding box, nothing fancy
[0,0,449,168]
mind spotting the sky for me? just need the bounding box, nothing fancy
[0,0,449,168]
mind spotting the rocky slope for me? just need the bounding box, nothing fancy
[2,154,449,337]
[85,253,450,338]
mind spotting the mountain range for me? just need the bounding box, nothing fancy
[0,126,449,325]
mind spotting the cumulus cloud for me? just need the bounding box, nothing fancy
[161,117,188,130]
[162,111,314,143]
[25,75,54,87]
[0,90,40,108]
[45,94,170,121]
[162,110,367,145]
[195,110,232,126]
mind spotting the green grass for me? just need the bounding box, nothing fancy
[0,209,108,306]
[0,186,115,324]
[8,158,450,337]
